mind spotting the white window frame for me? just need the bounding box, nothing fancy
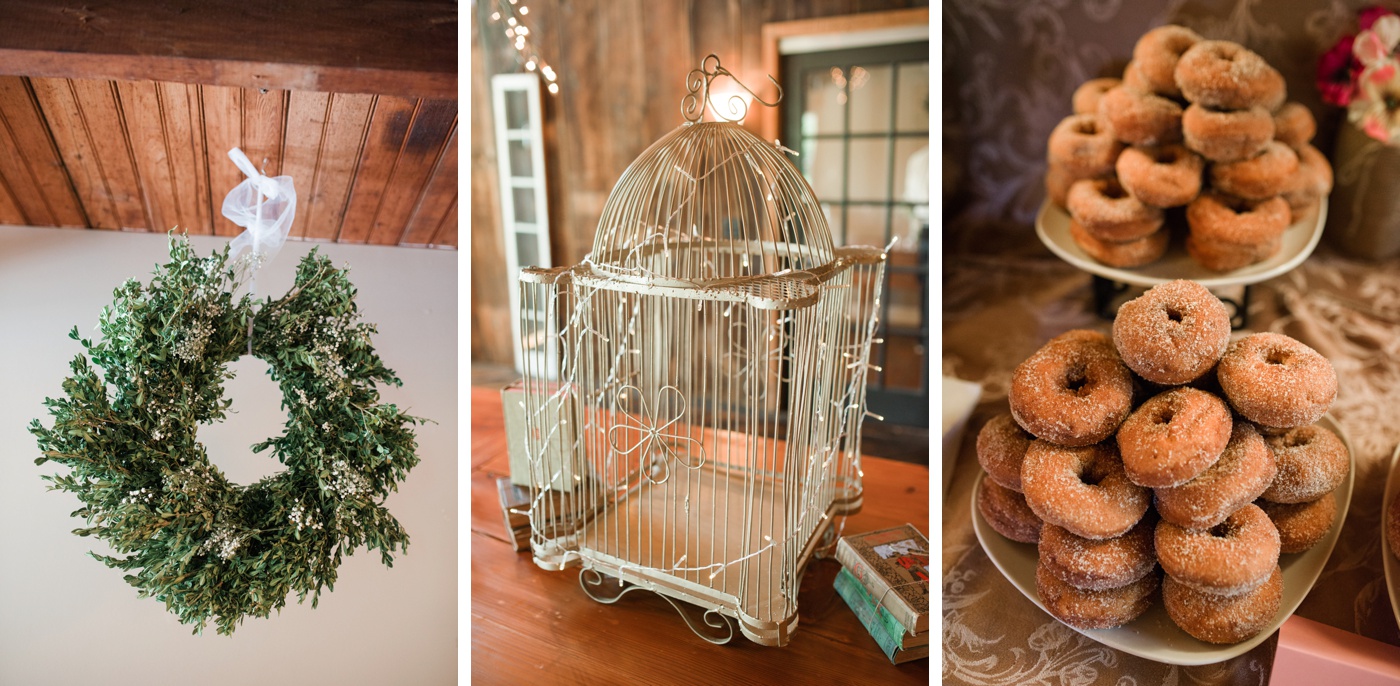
[492,73,554,376]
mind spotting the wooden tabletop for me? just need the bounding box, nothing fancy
[469,387,930,684]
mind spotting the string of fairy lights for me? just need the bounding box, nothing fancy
[488,0,560,94]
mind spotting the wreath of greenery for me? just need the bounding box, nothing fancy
[31,238,422,635]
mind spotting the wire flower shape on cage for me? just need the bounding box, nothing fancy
[681,54,781,124]
[606,385,708,485]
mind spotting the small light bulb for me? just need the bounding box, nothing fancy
[507,17,517,26]
[526,60,536,71]
[520,5,529,13]
[490,11,500,21]
[547,82,559,94]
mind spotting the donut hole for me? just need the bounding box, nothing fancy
[1163,304,1185,323]
[1154,149,1181,165]
[1079,463,1108,487]
[1101,182,1128,200]
[1062,365,1092,396]
[1265,348,1293,366]
[1075,120,1100,135]
[1154,407,1176,425]
[1282,432,1313,448]
[1209,521,1236,538]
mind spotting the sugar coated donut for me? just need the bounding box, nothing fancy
[1022,440,1151,540]
[1035,562,1158,630]
[1283,143,1333,215]
[1175,41,1286,111]
[1066,178,1164,240]
[1186,191,1290,246]
[1218,333,1337,429]
[1258,493,1335,554]
[1098,86,1184,147]
[1210,141,1299,200]
[1273,102,1316,149]
[1070,221,1169,268]
[1073,77,1122,115]
[1163,565,1282,644]
[1154,421,1277,530]
[1112,279,1231,386]
[978,477,1044,544]
[1009,330,1135,446]
[1133,25,1202,98]
[1261,425,1349,503]
[1048,114,1123,176]
[1116,144,1204,208]
[1182,104,1274,162]
[1156,503,1279,596]
[1118,388,1232,488]
[977,413,1034,492]
[1122,60,1153,93]
[1039,515,1157,591]
[1186,232,1282,272]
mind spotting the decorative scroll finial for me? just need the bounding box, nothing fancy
[681,54,782,124]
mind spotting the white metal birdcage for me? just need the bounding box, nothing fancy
[516,55,887,646]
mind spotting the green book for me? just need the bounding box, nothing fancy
[834,567,929,664]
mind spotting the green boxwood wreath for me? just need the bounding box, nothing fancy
[31,238,423,635]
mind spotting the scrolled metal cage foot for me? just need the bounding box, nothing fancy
[578,569,737,645]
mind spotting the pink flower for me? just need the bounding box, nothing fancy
[1359,6,1397,32]
[1349,62,1400,143]
[1319,36,1359,105]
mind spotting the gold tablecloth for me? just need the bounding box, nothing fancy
[941,249,1400,684]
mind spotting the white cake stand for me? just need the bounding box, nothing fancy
[1035,198,1327,325]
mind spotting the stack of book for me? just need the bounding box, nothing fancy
[833,524,930,664]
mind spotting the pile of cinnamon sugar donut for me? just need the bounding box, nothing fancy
[1046,26,1333,271]
[977,280,1349,644]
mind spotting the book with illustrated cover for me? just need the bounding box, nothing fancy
[834,567,929,664]
[835,524,930,634]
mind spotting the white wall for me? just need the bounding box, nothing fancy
[0,227,457,685]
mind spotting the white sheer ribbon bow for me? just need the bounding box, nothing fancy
[223,147,296,293]
[222,147,296,352]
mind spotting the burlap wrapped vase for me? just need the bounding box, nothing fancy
[1326,120,1400,259]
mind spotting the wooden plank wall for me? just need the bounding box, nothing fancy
[470,0,927,365]
[0,75,457,247]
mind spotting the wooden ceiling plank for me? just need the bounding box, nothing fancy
[370,99,456,246]
[337,95,417,244]
[429,196,458,249]
[157,81,212,234]
[114,80,180,233]
[0,75,86,227]
[30,76,119,229]
[201,85,244,236]
[0,1,457,100]
[302,92,374,242]
[281,91,330,240]
[400,124,458,247]
[69,79,149,230]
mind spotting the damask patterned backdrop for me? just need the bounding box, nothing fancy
[943,0,1389,247]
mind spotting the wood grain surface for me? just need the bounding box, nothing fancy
[469,386,930,684]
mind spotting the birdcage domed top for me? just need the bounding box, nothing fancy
[587,121,835,285]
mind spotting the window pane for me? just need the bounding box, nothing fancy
[893,136,930,208]
[802,67,845,136]
[895,62,930,133]
[504,90,530,131]
[848,64,893,134]
[515,231,541,270]
[800,137,844,200]
[848,138,891,201]
[891,204,929,254]
[846,205,889,247]
[508,139,533,178]
[512,186,537,224]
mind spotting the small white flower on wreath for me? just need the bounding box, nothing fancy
[607,384,707,484]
